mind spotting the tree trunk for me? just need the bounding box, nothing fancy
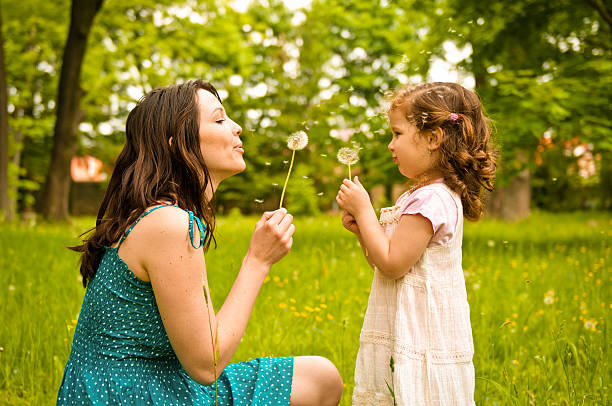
[39,0,103,221]
[0,4,13,221]
[485,169,531,221]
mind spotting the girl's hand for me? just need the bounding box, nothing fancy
[245,208,295,270]
[341,210,360,235]
[336,176,373,219]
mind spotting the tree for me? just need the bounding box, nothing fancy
[441,0,612,219]
[39,0,104,220]
[0,2,11,220]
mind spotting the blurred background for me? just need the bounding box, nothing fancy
[0,0,611,222]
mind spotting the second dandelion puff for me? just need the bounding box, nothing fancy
[279,131,308,209]
[337,146,360,179]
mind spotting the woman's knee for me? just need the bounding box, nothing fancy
[320,357,343,404]
[292,356,343,406]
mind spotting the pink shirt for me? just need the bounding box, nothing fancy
[397,181,459,247]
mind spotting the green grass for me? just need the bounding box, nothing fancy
[0,211,610,405]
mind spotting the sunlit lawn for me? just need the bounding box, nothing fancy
[0,211,610,405]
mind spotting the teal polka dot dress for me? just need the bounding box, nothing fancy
[57,205,294,405]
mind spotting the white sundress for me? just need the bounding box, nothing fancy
[353,183,475,406]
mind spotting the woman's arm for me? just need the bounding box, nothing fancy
[337,177,432,279]
[135,206,294,385]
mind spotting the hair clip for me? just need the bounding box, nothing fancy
[449,113,459,121]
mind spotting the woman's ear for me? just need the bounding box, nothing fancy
[428,127,443,151]
[168,137,173,147]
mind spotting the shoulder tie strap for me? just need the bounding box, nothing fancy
[117,204,206,250]
[186,209,206,249]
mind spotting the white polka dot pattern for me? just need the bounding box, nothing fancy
[57,207,294,405]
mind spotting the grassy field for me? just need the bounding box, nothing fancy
[0,211,610,405]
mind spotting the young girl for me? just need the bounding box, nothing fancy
[336,82,496,405]
[57,80,343,405]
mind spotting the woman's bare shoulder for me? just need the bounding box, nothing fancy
[133,205,192,246]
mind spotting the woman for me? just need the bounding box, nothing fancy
[57,79,343,405]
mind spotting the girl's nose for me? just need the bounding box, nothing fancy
[387,140,393,151]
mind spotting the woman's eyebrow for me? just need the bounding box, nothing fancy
[211,107,225,116]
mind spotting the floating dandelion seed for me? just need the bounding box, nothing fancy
[337,147,360,179]
[279,131,309,208]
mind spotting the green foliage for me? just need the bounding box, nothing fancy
[0,212,610,404]
[2,0,610,215]
[443,0,612,188]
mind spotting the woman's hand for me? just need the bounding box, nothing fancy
[336,176,373,219]
[245,208,295,270]
[341,210,360,235]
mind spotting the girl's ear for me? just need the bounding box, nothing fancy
[428,127,443,151]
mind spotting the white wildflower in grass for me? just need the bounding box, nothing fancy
[279,131,308,208]
[584,319,598,331]
[337,147,360,179]
[544,290,555,305]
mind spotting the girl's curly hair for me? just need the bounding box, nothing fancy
[390,82,497,221]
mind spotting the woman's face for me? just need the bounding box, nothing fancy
[196,89,245,184]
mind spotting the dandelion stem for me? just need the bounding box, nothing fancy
[202,287,218,405]
[348,164,351,180]
[279,150,295,209]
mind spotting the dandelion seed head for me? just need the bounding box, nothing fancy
[287,130,308,150]
[337,147,360,165]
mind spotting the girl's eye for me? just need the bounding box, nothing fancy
[215,119,226,124]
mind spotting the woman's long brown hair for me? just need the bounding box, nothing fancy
[390,82,497,221]
[71,79,219,287]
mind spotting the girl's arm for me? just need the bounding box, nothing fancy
[133,206,294,385]
[337,177,432,279]
[341,210,375,268]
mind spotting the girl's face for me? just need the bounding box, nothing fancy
[388,108,435,180]
[196,89,245,185]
